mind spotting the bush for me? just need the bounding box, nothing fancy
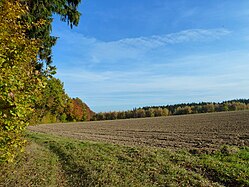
[0,0,43,163]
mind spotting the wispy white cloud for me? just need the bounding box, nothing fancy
[114,28,230,48]
[50,0,249,112]
[54,28,231,65]
[52,28,249,112]
[56,48,249,112]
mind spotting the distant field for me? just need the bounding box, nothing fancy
[29,110,249,151]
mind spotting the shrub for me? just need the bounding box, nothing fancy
[0,0,43,162]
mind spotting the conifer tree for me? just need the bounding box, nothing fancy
[23,0,81,75]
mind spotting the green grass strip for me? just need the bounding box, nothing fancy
[1,132,248,187]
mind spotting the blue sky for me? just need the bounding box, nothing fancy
[52,0,249,112]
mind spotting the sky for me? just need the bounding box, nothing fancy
[52,0,249,112]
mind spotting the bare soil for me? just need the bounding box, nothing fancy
[28,110,249,151]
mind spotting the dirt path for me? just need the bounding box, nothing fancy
[28,110,249,151]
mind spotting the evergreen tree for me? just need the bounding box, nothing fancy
[23,0,81,76]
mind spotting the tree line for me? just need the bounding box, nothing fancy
[0,0,83,163]
[28,77,94,125]
[0,0,248,164]
[91,99,249,121]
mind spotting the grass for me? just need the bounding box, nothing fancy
[0,138,67,187]
[1,132,248,187]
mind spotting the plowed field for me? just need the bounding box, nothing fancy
[28,110,249,151]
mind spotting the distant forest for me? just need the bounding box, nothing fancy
[29,92,249,123]
[91,99,249,121]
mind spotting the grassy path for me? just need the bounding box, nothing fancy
[0,138,68,187]
[1,132,249,187]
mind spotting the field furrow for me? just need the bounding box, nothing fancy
[28,110,249,151]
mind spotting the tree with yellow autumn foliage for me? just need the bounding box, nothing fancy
[0,0,44,162]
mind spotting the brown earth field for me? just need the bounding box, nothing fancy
[28,110,249,151]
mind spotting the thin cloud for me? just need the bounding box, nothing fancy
[115,28,230,48]
[55,28,231,65]
[56,49,249,112]
[91,28,231,62]
[52,28,249,112]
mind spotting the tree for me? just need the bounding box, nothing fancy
[0,0,82,163]
[174,106,192,115]
[0,0,43,162]
[96,112,105,121]
[154,108,163,117]
[110,111,118,120]
[203,103,215,113]
[221,103,229,111]
[23,0,82,76]
[135,109,146,118]
[67,98,89,121]
[162,108,169,116]
[145,108,155,117]
[29,78,70,124]
[117,111,126,119]
[125,110,134,119]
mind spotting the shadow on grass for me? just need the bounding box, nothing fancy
[186,147,249,187]
[28,133,96,187]
[44,141,95,187]
[28,132,249,187]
